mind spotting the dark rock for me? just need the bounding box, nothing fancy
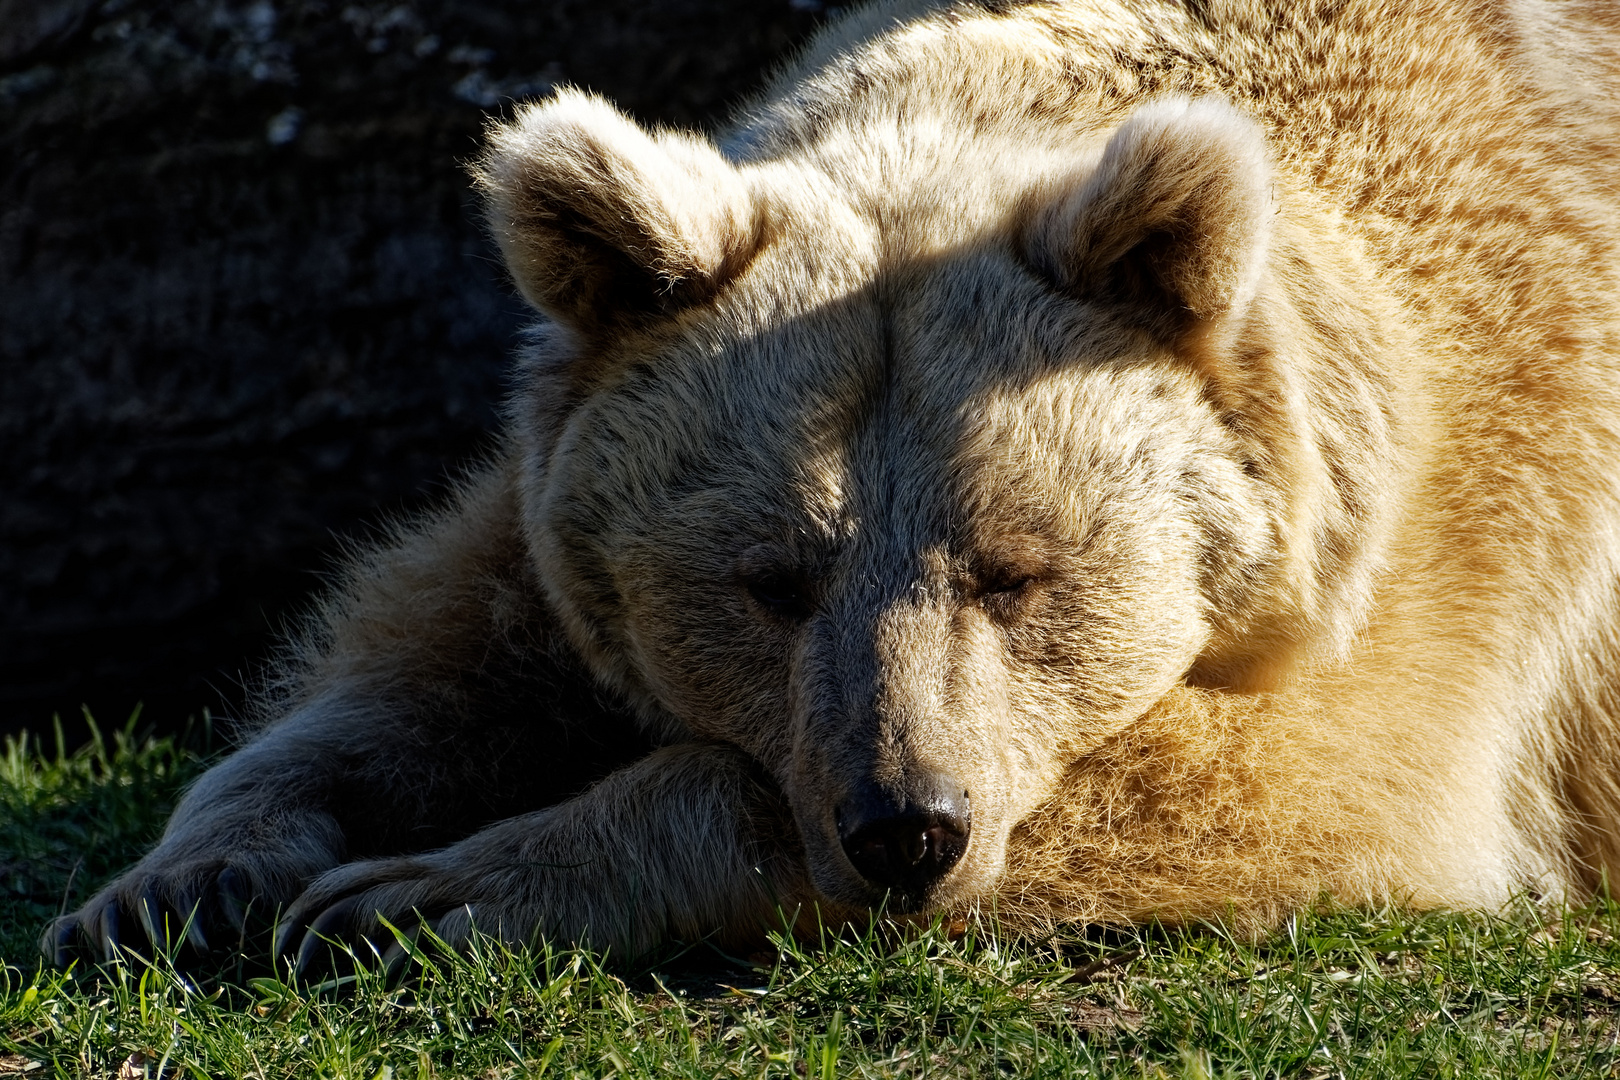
[0,0,826,738]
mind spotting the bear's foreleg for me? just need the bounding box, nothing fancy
[278,742,816,970]
[44,466,654,967]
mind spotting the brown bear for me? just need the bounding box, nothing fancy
[46,0,1620,970]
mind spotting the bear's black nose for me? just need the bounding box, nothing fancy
[836,774,970,903]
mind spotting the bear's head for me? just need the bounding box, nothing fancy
[474,89,1393,916]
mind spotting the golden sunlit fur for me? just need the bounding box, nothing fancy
[49,0,1620,964]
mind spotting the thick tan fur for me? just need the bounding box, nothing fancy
[49,0,1620,964]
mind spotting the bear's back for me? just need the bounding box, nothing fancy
[737,0,1620,332]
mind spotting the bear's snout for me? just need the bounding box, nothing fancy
[834,772,971,906]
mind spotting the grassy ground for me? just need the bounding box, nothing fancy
[1,718,1617,1078]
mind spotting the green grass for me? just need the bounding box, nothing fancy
[2,717,1618,1078]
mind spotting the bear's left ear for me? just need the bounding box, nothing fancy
[474,89,761,340]
[1027,96,1274,340]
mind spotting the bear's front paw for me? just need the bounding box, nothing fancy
[278,856,519,979]
[45,860,284,969]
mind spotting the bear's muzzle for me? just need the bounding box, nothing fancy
[834,771,971,908]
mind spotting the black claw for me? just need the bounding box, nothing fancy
[294,896,362,979]
[217,868,250,933]
[290,932,320,979]
[290,932,320,980]
[45,918,79,969]
[99,902,122,962]
[137,886,168,952]
[274,908,314,965]
[180,901,210,955]
[310,896,363,942]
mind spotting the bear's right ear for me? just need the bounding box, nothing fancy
[474,89,761,339]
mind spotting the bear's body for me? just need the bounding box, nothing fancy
[49,0,1620,965]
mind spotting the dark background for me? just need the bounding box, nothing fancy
[1,0,827,743]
